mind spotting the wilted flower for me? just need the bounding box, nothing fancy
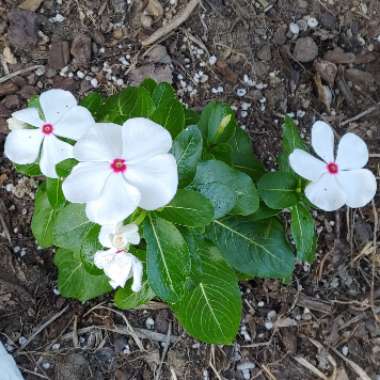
[62,118,178,225]
[289,121,377,211]
[4,89,94,178]
[94,223,143,291]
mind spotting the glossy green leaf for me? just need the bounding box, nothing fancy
[198,102,236,144]
[52,204,94,252]
[56,158,78,178]
[80,92,105,121]
[31,184,58,248]
[54,249,111,302]
[172,236,241,344]
[258,171,299,209]
[290,203,316,263]
[190,160,259,218]
[159,189,214,227]
[143,215,190,303]
[206,218,295,279]
[172,125,203,187]
[208,143,233,164]
[152,82,176,105]
[227,127,265,180]
[15,163,41,176]
[46,178,65,208]
[184,108,200,126]
[140,78,157,95]
[80,224,103,275]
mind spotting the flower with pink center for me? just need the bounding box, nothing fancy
[289,121,377,211]
[4,89,94,178]
[62,118,178,225]
[94,222,143,291]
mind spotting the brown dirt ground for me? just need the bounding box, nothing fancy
[0,0,380,379]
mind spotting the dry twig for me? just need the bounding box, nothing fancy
[0,65,44,84]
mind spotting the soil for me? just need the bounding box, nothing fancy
[1,0,380,379]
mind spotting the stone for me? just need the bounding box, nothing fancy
[19,85,37,100]
[324,47,355,64]
[257,44,271,61]
[1,95,20,110]
[128,64,172,85]
[293,37,318,62]
[144,45,172,64]
[7,10,39,49]
[273,26,287,45]
[314,59,337,86]
[71,34,92,67]
[0,82,18,97]
[48,40,70,70]
[18,0,44,12]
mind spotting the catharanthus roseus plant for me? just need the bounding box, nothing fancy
[4,80,377,344]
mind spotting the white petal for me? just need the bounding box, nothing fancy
[103,252,133,288]
[130,255,143,292]
[336,133,368,170]
[125,154,178,210]
[98,224,118,248]
[39,135,74,178]
[4,128,43,164]
[337,169,377,208]
[12,108,43,128]
[62,162,111,203]
[74,123,123,162]
[122,118,172,163]
[305,173,346,211]
[94,248,115,270]
[7,117,26,131]
[39,89,77,124]
[311,121,335,163]
[289,149,326,181]
[85,174,141,225]
[0,342,24,380]
[53,106,94,140]
[120,223,141,245]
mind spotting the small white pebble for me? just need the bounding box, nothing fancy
[289,22,300,35]
[52,343,60,350]
[342,346,349,356]
[42,362,50,370]
[240,111,248,118]
[53,287,60,295]
[99,47,105,54]
[202,369,209,380]
[90,78,98,88]
[145,317,155,330]
[50,14,65,23]
[77,70,85,79]
[123,344,131,354]
[241,102,251,111]
[208,55,217,65]
[267,310,277,321]
[243,74,255,87]
[18,337,28,346]
[192,342,201,349]
[257,301,265,307]
[264,321,273,330]
[307,17,319,29]
[35,67,46,76]
[236,88,247,97]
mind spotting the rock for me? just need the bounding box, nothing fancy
[314,59,337,86]
[144,45,172,64]
[273,26,287,45]
[19,85,37,100]
[215,61,238,83]
[257,45,271,61]
[18,0,44,12]
[155,309,170,334]
[0,82,18,97]
[346,68,376,90]
[128,64,172,85]
[324,47,355,64]
[7,10,39,49]
[71,34,92,67]
[55,353,91,380]
[93,30,105,46]
[320,12,336,30]
[52,77,78,92]
[293,37,318,62]
[48,40,70,70]
[1,95,20,110]
[3,46,17,65]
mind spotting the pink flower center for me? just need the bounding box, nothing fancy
[42,123,54,135]
[111,158,127,173]
[327,162,339,174]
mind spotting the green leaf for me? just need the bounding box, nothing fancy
[198,102,236,145]
[246,203,280,222]
[80,224,103,275]
[54,249,112,302]
[152,82,176,105]
[206,218,295,279]
[114,249,155,309]
[190,160,259,218]
[140,78,157,95]
[159,189,214,227]
[102,87,155,123]
[80,92,105,121]
[172,125,203,187]
[184,108,200,126]
[151,98,185,138]
[46,178,65,208]
[279,116,307,172]
[143,215,190,303]
[172,236,241,344]
[56,158,78,178]
[257,171,299,209]
[52,204,94,252]
[15,163,41,176]
[227,127,265,180]
[31,184,58,248]
[208,143,233,164]
[290,204,316,263]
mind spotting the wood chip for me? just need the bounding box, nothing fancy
[18,0,44,12]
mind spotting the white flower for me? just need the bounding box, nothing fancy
[62,118,178,225]
[289,121,377,211]
[94,223,143,291]
[0,341,24,380]
[4,89,94,178]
